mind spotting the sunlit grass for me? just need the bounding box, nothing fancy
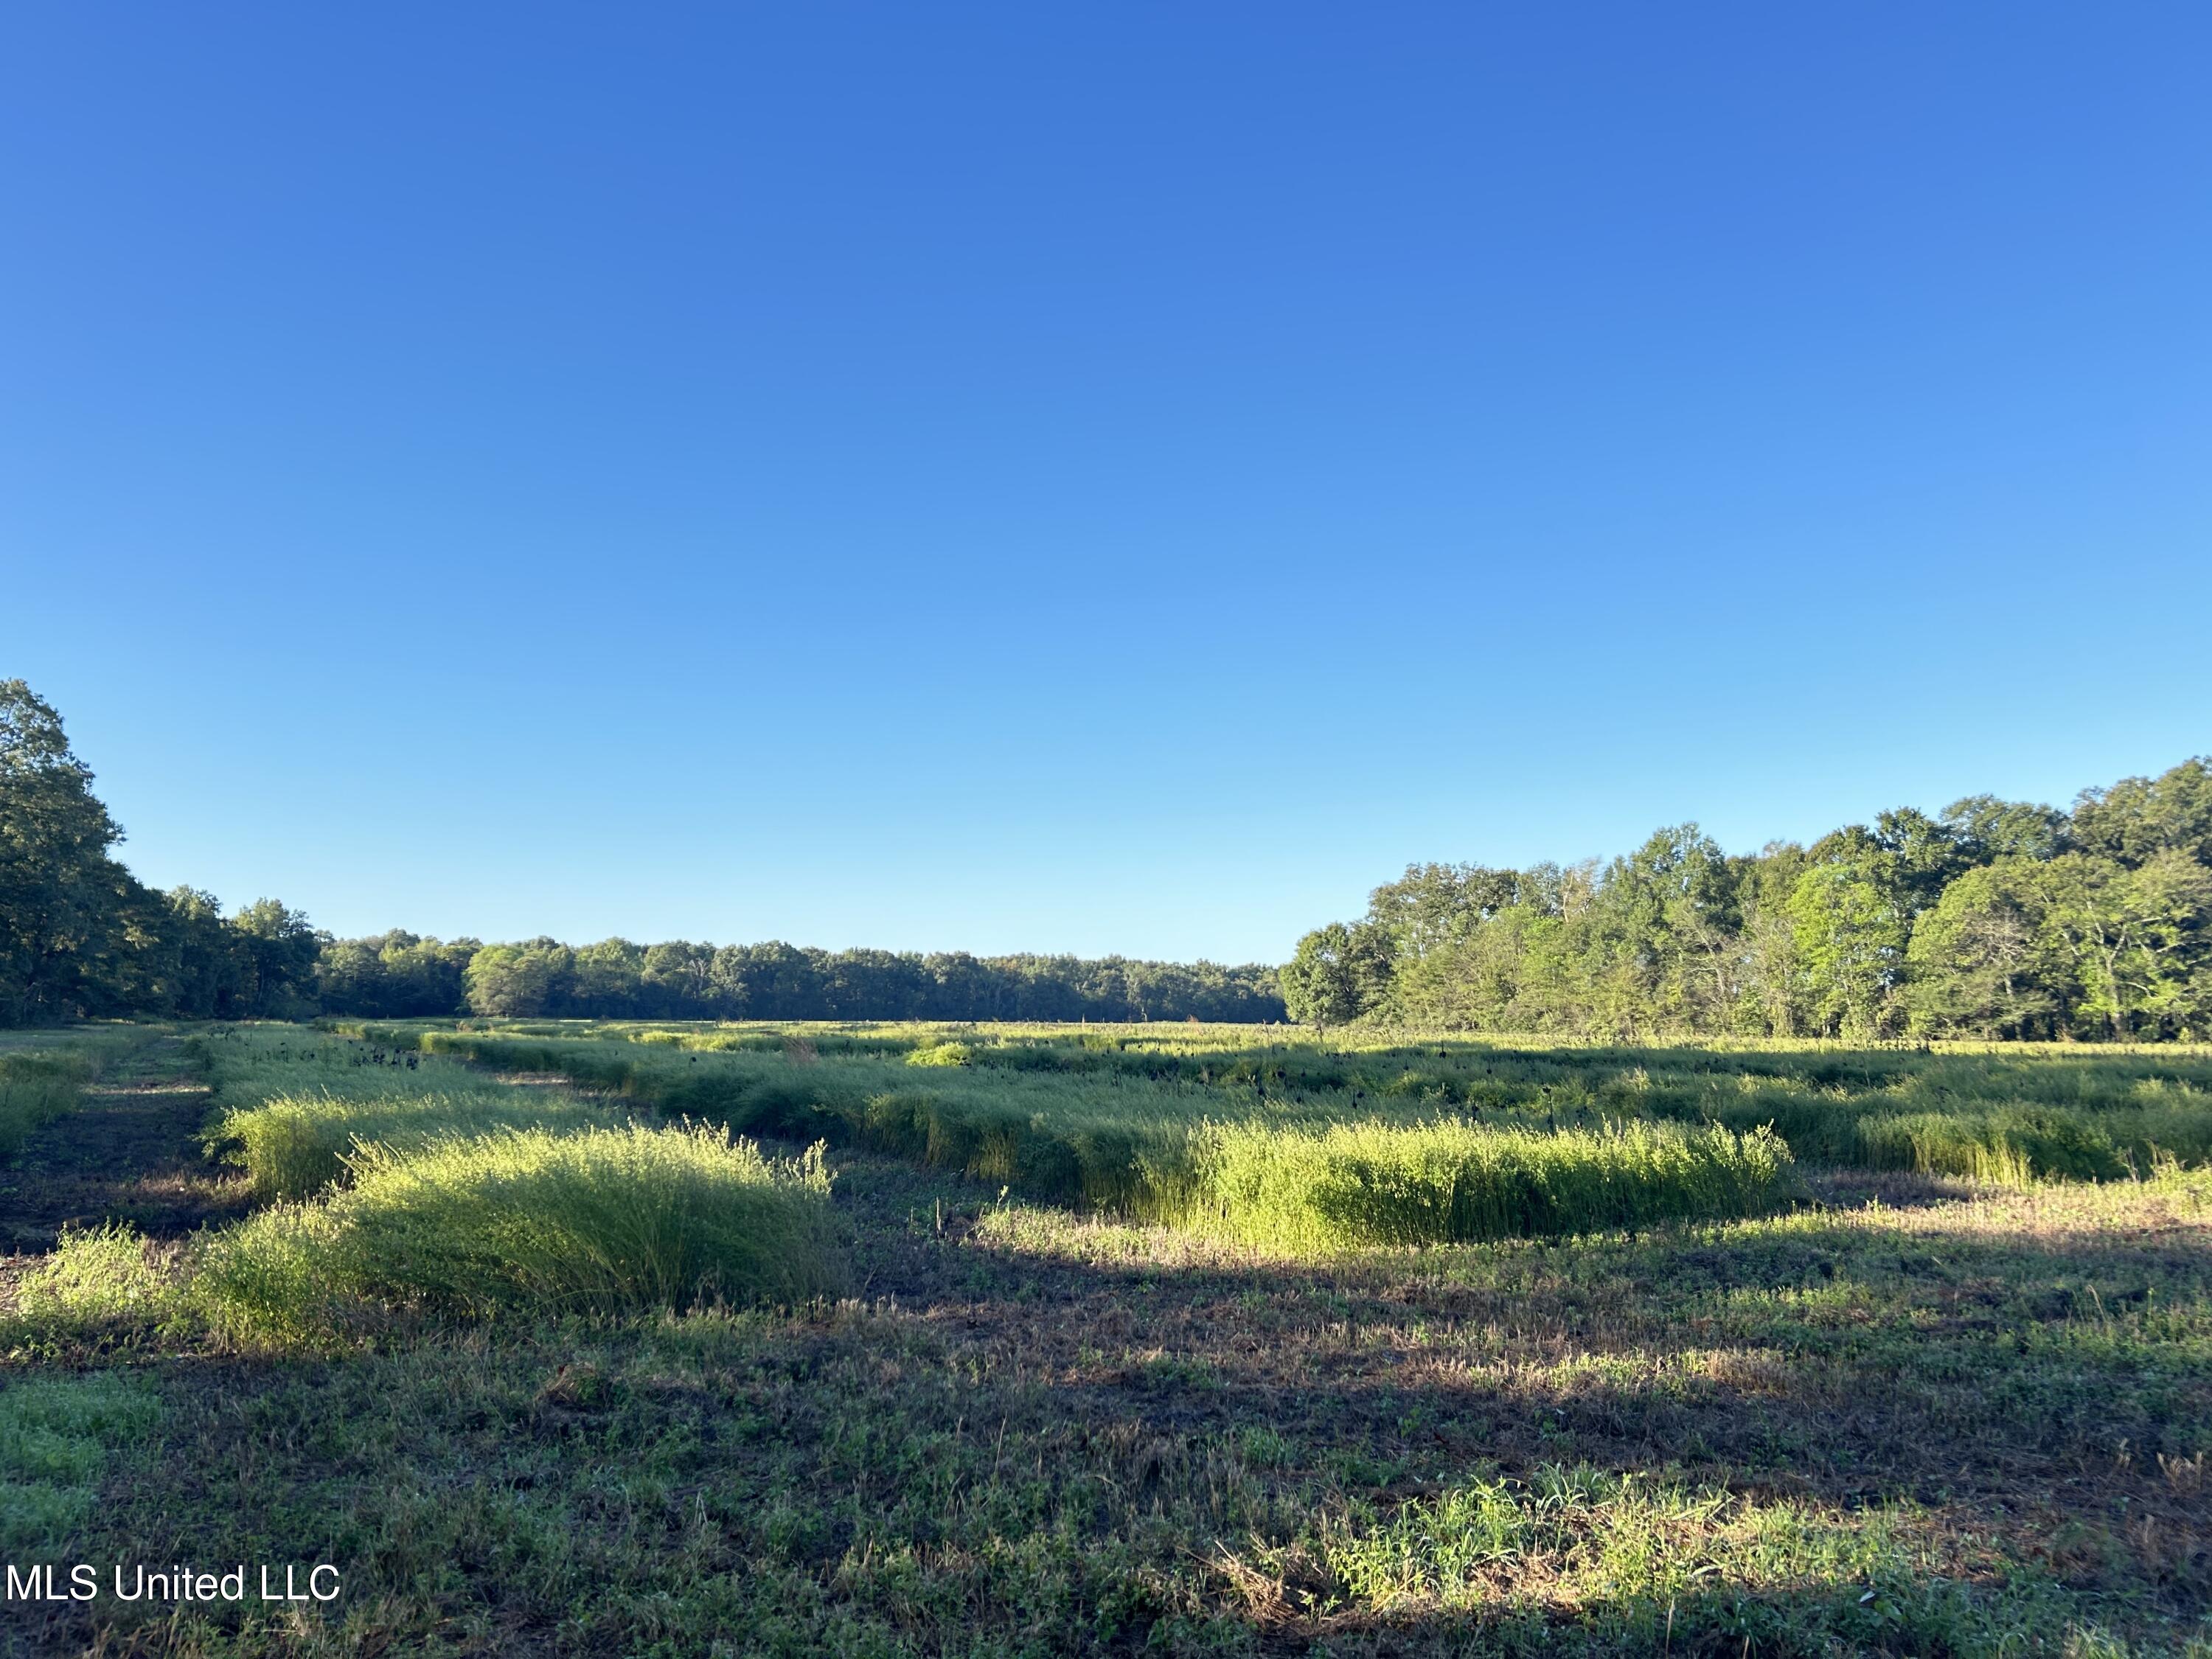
[214,1086,613,1199]
[1176,1118,1800,1248]
[349,1019,2212,1216]
[197,1124,844,1339]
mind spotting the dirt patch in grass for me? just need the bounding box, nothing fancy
[0,1037,246,1258]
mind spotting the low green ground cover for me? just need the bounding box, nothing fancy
[0,1372,160,1556]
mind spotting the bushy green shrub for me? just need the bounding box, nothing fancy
[197,1124,843,1338]
[905,1040,972,1068]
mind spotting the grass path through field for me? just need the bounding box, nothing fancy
[0,1035,246,1258]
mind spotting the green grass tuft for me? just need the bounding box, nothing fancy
[197,1124,844,1338]
[1178,1118,1800,1248]
[12,1222,175,1322]
[905,1040,973,1067]
[215,1086,613,1200]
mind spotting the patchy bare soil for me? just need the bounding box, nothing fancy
[0,1036,248,1259]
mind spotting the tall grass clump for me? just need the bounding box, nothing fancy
[1178,1118,1798,1250]
[1849,1108,2130,1185]
[1,1223,184,1354]
[0,1049,92,1159]
[215,1087,613,1200]
[382,1029,1211,1206]
[197,1124,843,1338]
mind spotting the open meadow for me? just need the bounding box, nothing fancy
[11,4,2212,1652]
[1,1020,2209,1656]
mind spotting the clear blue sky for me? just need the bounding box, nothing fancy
[4,4,2208,964]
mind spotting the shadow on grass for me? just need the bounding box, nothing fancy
[9,1130,2206,1658]
[1,1043,248,1256]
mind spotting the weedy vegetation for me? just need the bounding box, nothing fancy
[1183,1117,1798,1249]
[0,1019,2208,1655]
[196,1124,842,1338]
[0,1030,139,1159]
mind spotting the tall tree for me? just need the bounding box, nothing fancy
[165,886,246,1017]
[1902,858,2066,1038]
[2070,758,2212,868]
[1279,922,1391,1030]
[0,681,128,1023]
[1787,853,1906,1038]
[465,938,574,1018]
[231,898,324,1018]
[2042,851,2212,1040]
[1940,794,2069,864]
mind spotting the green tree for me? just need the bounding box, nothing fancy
[0,681,129,1023]
[641,941,714,1016]
[465,939,574,1018]
[1363,863,1523,963]
[318,931,474,1018]
[1787,858,1906,1038]
[1870,807,1972,917]
[165,887,247,1017]
[1279,922,1391,1030]
[1601,825,1741,1033]
[232,898,324,1018]
[314,935,390,1016]
[569,938,645,1017]
[1941,794,2069,863]
[1903,858,2066,1037]
[2070,758,2212,868]
[2042,850,2212,1039]
[382,935,477,1016]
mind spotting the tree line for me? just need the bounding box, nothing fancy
[325,934,1280,1023]
[1281,758,2212,1041]
[0,681,1282,1026]
[13,678,2205,1039]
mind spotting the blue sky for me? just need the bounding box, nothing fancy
[4,3,2208,963]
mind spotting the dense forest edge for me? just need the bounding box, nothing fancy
[5,678,2207,1037]
[1282,757,2212,1041]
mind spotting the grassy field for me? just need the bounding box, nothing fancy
[352,1018,2212,1211]
[0,1020,2208,1655]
